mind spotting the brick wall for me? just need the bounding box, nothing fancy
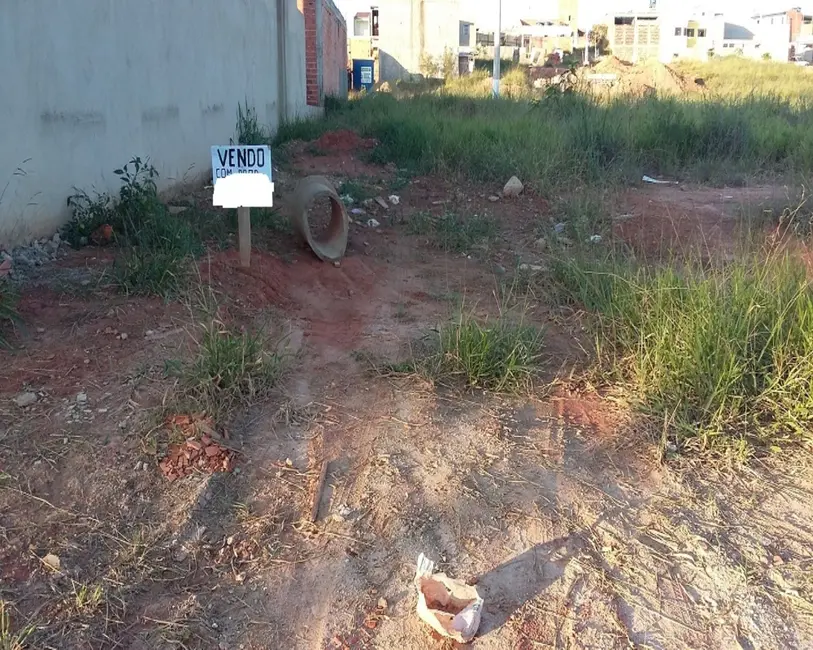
[304,0,347,106]
[304,0,319,106]
[320,0,347,97]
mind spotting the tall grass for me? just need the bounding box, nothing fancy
[676,57,813,101]
[552,250,813,455]
[275,91,813,189]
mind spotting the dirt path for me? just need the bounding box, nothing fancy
[1,142,812,649]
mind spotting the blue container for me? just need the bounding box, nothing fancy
[352,58,375,92]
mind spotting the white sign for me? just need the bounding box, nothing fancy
[211,145,274,208]
[360,66,373,84]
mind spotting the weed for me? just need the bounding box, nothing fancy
[398,292,544,392]
[178,286,285,417]
[550,192,610,242]
[406,211,496,252]
[425,308,545,392]
[236,101,269,145]
[63,190,114,247]
[337,179,376,203]
[70,582,104,615]
[0,601,33,650]
[253,207,291,234]
[67,158,205,296]
[0,281,19,349]
[552,250,813,455]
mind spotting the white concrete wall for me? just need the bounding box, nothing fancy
[753,13,792,61]
[0,0,316,248]
[377,0,462,80]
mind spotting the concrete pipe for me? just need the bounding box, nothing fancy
[290,175,349,262]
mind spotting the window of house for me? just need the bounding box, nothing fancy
[686,28,695,37]
[615,17,633,25]
[675,27,682,35]
[698,28,706,37]
[372,8,379,37]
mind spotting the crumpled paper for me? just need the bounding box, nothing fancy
[414,553,483,642]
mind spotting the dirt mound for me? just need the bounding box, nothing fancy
[591,55,632,74]
[586,56,698,95]
[313,129,375,153]
[202,249,383,349]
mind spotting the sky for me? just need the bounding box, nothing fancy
[335,0,812,30]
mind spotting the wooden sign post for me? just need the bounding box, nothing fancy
[211,144,274,268]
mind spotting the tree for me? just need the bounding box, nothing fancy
[590,24,609,54]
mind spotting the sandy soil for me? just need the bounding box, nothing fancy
[1,137,811,650]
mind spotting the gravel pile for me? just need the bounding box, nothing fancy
[0,233,66,280]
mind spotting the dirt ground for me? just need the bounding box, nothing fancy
[2,136,812,650]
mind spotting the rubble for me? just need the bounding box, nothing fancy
[158,414,235,482]
[0,232,66,279]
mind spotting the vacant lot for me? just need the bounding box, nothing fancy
[2,59,813,649]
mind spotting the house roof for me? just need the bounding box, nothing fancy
[724,22,755,40]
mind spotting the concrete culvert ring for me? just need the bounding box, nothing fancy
[291,176,349,262]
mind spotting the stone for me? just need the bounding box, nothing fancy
[366,218,380,228]
[553,222,566,234]
[588,234,602,244]
[519,263,545,273]
[76,392,88,404]
[503,176,524,197]
[374,196,389,210]
[42,553,61,572]
[488,195,500,202]
[14,392,37,408]
[534,237,547,251]
[168,205,189,215]
[388,194,400,205]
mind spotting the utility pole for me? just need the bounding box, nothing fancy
[492,0,501,97]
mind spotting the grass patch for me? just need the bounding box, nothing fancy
[173,286,285,418]
[396,295,545,393]
[274,89,813,190]
[552,250,813,456]
[406,210,497,252]
[430,311,544,391]
[676,56,813,102]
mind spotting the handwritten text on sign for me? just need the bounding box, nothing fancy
[210,145,272,183]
